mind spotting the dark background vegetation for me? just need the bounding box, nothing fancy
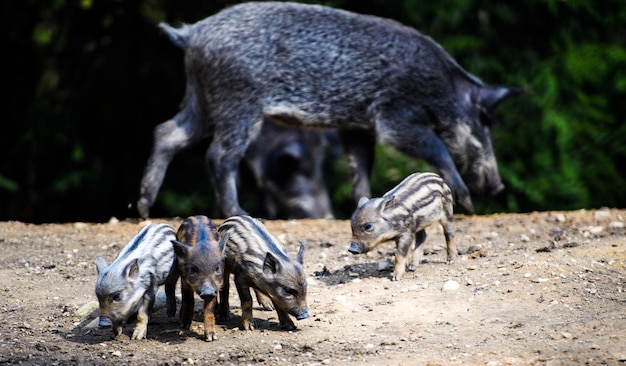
[1,0,625,223]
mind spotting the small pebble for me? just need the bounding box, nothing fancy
[442,280,460,292]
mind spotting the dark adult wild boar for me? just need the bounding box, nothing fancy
[139,118,334,219]
[137,1,521,218]
[172,215,229,341]
[244,120,334,219]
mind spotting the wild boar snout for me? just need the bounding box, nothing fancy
[296,307,310,320]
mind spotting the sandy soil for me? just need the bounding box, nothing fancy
[0,209,624,365]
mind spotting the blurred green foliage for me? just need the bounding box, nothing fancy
[0,0,624,222]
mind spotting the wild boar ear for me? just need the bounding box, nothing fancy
[380,196,396,214]
[171,240,188,259]
[357,196,369,208]
[96,257,108,275]
[296,243,305,265]
[477,85,523,112]
[217,232,230,254]
[125,259,140,283]
[263,252,279,275]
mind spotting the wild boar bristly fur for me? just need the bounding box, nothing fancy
[218,215,309,331]
[95,223,178,340]
[349,172,457,281]
[172,215,228,341]
[137,1,521,220]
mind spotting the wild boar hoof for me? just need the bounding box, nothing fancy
[258,299,274,311]
[114,333,129,341]
[407,264,417,272]
[391,273,402,281]
[137,198,150,219]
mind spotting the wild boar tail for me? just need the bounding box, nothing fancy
[158,22,191,49]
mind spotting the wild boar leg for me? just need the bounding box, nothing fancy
[138,118,205,218]
[441,220,457,264]
[234,280,255,330]
[180,282,195,329]
[254,289,274,311]
[218,269,231,320]
[377,117,473,212]
[273,302,296,331]
[338,130,376,204]
[392,232,414,281]
[131,292,155,340]
[206,119,260,217]
[408,229,427,271]
[203,296,218,341]
[164,266,179,318]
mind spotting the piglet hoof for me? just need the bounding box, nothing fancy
[131,324,148,340]
[113,333,129,341]
[241,322,255,331]
[406,264,417,272]
[204,332,216,342]
[391,273,402,281]
[258,299,274,311]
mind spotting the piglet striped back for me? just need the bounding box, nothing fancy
[383,172,453,219]
[109,223,176,284]
[218,215,289,266]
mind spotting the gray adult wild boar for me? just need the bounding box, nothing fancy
[244,120,335,219]
[95,223,178,340]
[172,215,229,341]
[217,215,309,331]
[137,1,521,219]
[349,172,456,281]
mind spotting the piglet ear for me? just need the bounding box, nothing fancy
[263,252,279,275]
[380,196,396,215]
[217,232,230,255]
[357,196,369,208]
[125,259,140,283]
[171,240,188,260]
[96,257,108,275]
[477,85,523,112]
[296,244,305,265]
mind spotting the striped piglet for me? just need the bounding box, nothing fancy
[349,172,457,281]
[172,215,229,341]
[95,223,179,340]
[218,215,309,331]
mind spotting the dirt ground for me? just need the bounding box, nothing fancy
[0,209,625,365]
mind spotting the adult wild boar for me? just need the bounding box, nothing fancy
[244,120,335,219]
[137,1,521,218]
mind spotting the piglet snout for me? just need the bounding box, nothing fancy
[296,308,310,320]
[99,316,112,327]
[348,242,361,254]
[200,285,217,299]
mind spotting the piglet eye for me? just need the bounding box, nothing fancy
[215,265,221,274]
[362,223,373,232]
[110,291,122,302]
[187,265,199,276]
[285,287,298,297]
